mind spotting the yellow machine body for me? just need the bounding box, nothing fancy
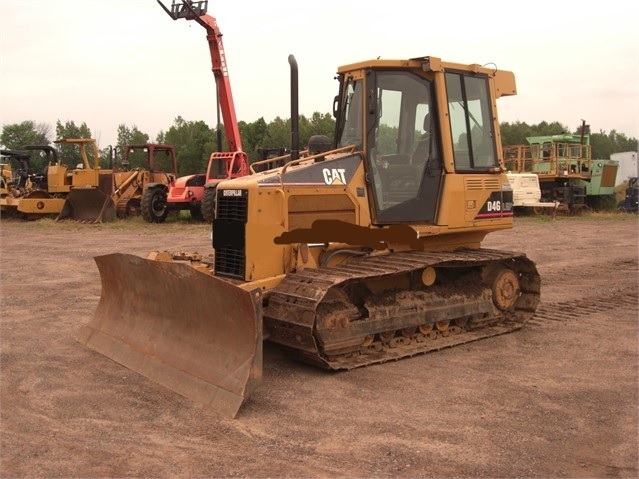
[81,55,540,418]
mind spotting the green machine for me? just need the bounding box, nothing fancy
[503,130,618,212]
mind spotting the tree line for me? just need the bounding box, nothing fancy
[1,116,636,176]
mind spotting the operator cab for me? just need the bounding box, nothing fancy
[334,57,500,225]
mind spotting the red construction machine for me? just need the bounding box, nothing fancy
[141,0,250,223]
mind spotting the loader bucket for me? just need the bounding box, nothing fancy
[58,188,117,223]
[78,253,263,418]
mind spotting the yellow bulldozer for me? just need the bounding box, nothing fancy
[80,25,540,417]
[57,140,178,222]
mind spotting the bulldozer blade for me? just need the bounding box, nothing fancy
[78,253,263,418]
[57,188,117,223]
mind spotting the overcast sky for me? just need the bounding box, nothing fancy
[1,0,637,149]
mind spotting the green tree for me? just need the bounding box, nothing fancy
[54,120,92,166]
[500,120,571,146]
[0,121,53,172]
[239,117,269,161]
[55,120,91,140]
[116,124,151,169]
[259,113,335,159]
[164,116,216,175]
[376,124,398,154]
[261,116,291,156]
[307,112,335,140]
[590,130,637,160]
[1,121,51,149]
[99,145,117,168]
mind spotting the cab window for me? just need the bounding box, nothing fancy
[446,73,497,171]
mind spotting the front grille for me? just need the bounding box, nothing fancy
[214,189,248,279]
[214,245,245,279]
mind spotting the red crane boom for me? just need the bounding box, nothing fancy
[157,0,248,177]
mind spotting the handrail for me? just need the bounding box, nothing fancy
[279,145,357,176]
[503,142,593,179]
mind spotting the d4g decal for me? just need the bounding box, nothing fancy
[475,191,514,219]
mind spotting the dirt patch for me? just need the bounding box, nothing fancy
[1,215,638,478]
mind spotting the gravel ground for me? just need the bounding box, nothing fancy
[1,214,637,478]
